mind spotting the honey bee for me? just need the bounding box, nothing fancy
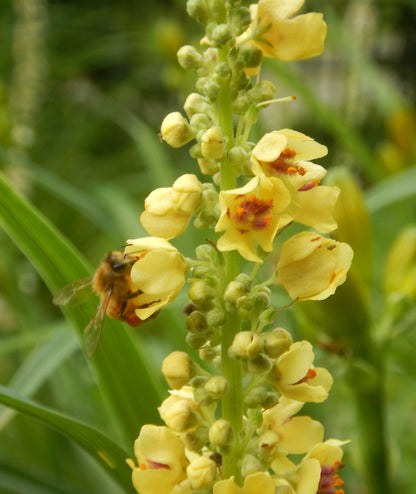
[53,251,158,356]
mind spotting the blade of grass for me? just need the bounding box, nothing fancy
[366,165,416,213]
[0,385,135,494]
[0,172,163,448]
[0,327,78,429]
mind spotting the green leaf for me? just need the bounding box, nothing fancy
[0,326,78,429]
[0,172,163,448]
[366,166,416,213]
[0,385,135,494]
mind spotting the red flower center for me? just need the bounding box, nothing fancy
[231,194,273,232]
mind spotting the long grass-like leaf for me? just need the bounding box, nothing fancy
[0,172,163,448]
[0,385,135,494]
[0,327,78,429]
[366,166,416,213]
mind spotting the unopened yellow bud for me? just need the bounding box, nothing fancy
[177,45,204,69]
[201,127,226,159]
[187,456,217,489]
[263,328,292,358]
[184,92,210,118]
[159,397,196,432]
[205,376,229,399]
[188,280,216,309]
[241,454,262,477]
[161,112,194,148]
[224,280,247,306]
[230,331,263,359]
[209,419,233,447]
[172,174,202,215]
[199,347,218,362]
[162,351,195,389]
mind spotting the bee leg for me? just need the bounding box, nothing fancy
[125,289,143,299]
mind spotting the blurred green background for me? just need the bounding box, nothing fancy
[0,0,415,493]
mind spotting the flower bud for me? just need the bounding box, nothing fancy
[230,331,263,359]
[247,80,275,104]
[172,174,202,215]
[197,157,220,175]
[215,62,232,82]
[186,0,209,23]
[188,279,216,309]
[206,307,226,327]
[232,93,251,114]
[183,427,209,451]
[186,332,208,349]
[247,354,272,374]
[228,146,250,170]
[205,376,229,399]
[184,92,210,118]
[195,243,214,260]
[263,328,293,358]
[161,112,195,148]
[230,6,251,36]
[209,419,233,447]
[201,127,226,159]
[177,45,204,69]
[239,44,263,69]
[243,386,268,408]
[187,456,217,489]
[190,113,211,132]
[235,273,252,291]
[208,23,232,45]
[159,397,196,432]
[199,346,218,362]
[162,351,196,389]
[241,454,262,477]
[204,47,219,65]
[185,310,208,333]
[196,77,221,101]
[224,280,247,306]
[193,386,214,406]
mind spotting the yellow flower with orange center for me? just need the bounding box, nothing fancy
[215,176,291,263]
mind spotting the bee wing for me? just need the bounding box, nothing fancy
[83,290,112,356]
[53,276,94,306]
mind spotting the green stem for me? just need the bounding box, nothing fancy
[216,55,244,482]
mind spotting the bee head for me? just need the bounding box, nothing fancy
[105,251,134,275]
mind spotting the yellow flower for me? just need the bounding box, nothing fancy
[262,396,324,454]
[128,425,188,494]
[124,237,187,319]
[276,232,354,301]
[215,176,291,263]
[214,472,276,494]
[270,340,333,402]
[252,130,338,233]
[246,0,327,61]
[141,174,202,239]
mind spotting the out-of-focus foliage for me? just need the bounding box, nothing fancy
[0,0,415,493]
